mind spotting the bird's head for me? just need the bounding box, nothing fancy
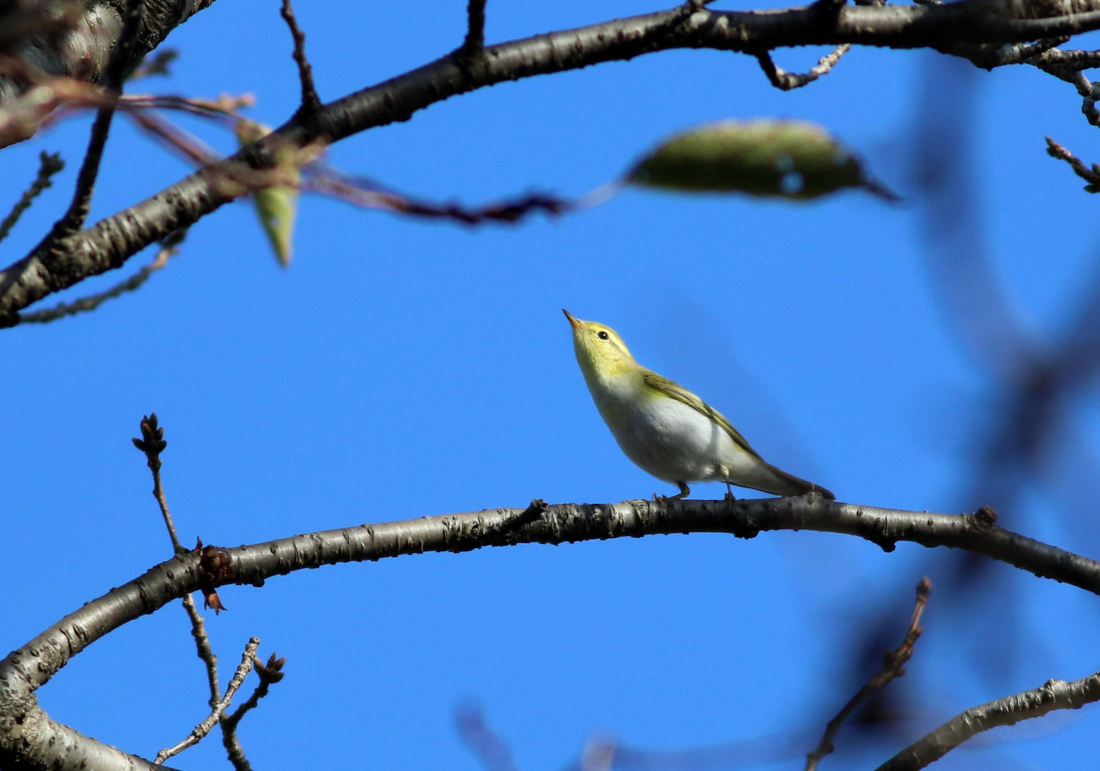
[563,309,637,381]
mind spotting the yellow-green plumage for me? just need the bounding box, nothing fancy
[564,309,834,500]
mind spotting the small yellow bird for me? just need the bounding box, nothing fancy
[564,310,834,500]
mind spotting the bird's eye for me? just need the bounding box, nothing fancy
[597,331,609,340]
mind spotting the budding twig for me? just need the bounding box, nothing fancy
[154,638,260,765]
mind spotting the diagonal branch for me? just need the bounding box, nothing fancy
[18,233,180,324]
[154,638,260,765]
[6,0,1100,324]
[0,151,64,244]
[805,578,932,771]
[221,652,286,771]
[279,0,321,117]
[876,668,1100,771]
[1045,135,1100,190]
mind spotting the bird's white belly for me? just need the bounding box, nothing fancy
[599,393,752,484]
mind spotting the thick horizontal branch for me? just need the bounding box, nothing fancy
[3,495,1100,770]
[5,0,1100,323]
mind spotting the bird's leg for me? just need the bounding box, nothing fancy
[653,482,690,502]
[724,479,737,511]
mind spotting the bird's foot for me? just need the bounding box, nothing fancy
[725,489,739,514]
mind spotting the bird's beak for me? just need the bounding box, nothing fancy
[562,309,581,330]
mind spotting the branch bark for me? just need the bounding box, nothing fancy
[0,0,219,107]
[2,495,1099,770]
[876,670,1100,771]
[6,0,1100,324]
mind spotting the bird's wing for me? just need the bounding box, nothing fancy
[641,371,762,459]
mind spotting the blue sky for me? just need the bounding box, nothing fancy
[4,1,1100,769]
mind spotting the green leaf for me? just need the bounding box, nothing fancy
[235,119,301,267]
[628,120,895,201]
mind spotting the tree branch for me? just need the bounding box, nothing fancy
[6,0,1100,324]
[3,495,1099,770]
[130,412,184,554]
[181,591,220,706]
[279,0,320,117]
[0,0,219,110]
[153,638,259,765]
[876,669,1100,771]
[45,0,144,241]
[17,234,179,324]
[220,652,286,771]
[0,151,64,244]
[463,0,487,57]
[755,45,851,90]
[805,578,932,771]
[1045,134,1100,190]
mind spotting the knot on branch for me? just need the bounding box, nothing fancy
[195,537,234,613]
[483,498,548,543]
[971,505,998,528]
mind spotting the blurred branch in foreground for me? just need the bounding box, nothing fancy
[805,579,932,771]
[455,702,520,771]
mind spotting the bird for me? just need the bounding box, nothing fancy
[564,309,834,501]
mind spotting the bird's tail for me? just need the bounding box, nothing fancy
[752,463,835,500]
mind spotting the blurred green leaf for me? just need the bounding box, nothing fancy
[629,120,895,201]
[235,119,301,267]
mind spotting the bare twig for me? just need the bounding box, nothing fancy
[805,578,932,771]
[127,105,581,227]
[755,45,851,89]
[154,638,260,765]
[18,234,181,324]
[1031,47,1100,70]
[280,0,321,116]
[962,35,1070,68]
[0,151,63,244]
[221,652,287,771]
[121,93,253,119]
[1045,135,1100,191]
[127,108,221,166]
[0,58,252,148]
[181,593,221,707]
[463,0,487,56]
[306,170,572,223]
[876,668,1100,771]
[130,412,183,555]
[46,0,144,240]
